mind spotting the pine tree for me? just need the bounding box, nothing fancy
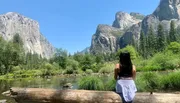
[139,30,146,58]
[157,24,166,52]
[169,20,177,42]
[147,25,156,56]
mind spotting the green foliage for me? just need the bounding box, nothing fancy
[52,48,68,69]
[64,66,74,74]
[117,45,137,59]
[67,58,79,70]
[160,70,180,90]
[135,73,146,92]
[99,63,114,74]
[104,78,116,91]
[142,72,160,91]
[78,76,104,90]
[167,42,180,53]
[80,54,95,71]
[41,63,55,76]
[157,24,167,52]
[85,69,93,74]
[13,33,23,46]
[147,25,156,56]
[139,30,146,58]
[169,20,177,42]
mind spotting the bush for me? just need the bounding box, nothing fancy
[147,52,178,71]
[85,69,93,74]
[99,63,114,74]
[142,72,160,91]
[160,70,180,90]
[135,73,147,92]
[104,78,116,91]
[64,66,74,74]
[78,76,104,90]
[117,45,138,60]
[67,58,79,70]
[167,42,180,53]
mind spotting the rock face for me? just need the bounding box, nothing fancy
[112,12,141,30]
[90,24,123,54]
[153,0,180,21]
[90,12,142,54]
[0,12,55,58]
[90,0,180,54]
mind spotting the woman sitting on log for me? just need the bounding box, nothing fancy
[114,52,137,103]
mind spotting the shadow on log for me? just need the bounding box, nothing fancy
[2,87,180,103]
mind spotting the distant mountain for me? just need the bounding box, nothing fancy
[0,12,55,58]
[79,47,90,54]
[90,0,180,54]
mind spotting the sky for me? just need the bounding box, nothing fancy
[0,0,160,54]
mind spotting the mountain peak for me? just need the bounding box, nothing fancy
[153,0,180,20]
[0,12,54,58]
[112,11,141,29]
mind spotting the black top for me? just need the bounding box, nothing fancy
[118,65,132,78]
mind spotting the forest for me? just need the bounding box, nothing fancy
[0,21,180,92]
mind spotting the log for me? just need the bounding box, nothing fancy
[2,87,180,103]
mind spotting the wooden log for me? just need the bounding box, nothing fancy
[2,87,180,103]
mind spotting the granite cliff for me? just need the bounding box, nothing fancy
[90,12,143,54]
[0,12,55,58]
[90,0,180,54]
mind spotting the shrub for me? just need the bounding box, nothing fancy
[99,63,114,74]
[85,69,93,74]
[160,70,180,90]
[67,58,79,70]
[64,66,74,74]
[117,45,138,60]
[167,42,180,53]
[104,78,116,91]
[78,76,104,90]
[141,72,160,92]
[135,73,147,92]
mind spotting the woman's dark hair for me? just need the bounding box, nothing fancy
[118,52,133,77]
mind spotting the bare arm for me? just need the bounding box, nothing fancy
[132,65,136,80]
[114,64,119,80]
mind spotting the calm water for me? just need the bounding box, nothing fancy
[0,75,112,103]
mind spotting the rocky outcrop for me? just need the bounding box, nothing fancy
[3,88,180,103]
[112,12,141,30]
[90,0,180,54]
[119,23,141,48]
[0,12,55,59]
[153,0,180,21]
[90,24,123,54]
[90,12,143,54]
[142,0,180,34]
[130,12,145,20]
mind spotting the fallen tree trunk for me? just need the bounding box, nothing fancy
[2,87,180,103]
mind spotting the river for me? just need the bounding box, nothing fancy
[0,74,111,103]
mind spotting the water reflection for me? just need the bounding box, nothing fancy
[0,76,81,103]
[0,74,112,103]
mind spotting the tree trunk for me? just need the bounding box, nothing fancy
[2,87,180,103]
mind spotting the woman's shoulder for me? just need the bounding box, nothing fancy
[115,63,120,69]
[132,65,136,71]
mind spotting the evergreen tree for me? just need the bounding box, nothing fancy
[157,24,166,52]
[176,26,180,43]
[169,20,177,42]
[147,25,156,56]
[139,30,146,58]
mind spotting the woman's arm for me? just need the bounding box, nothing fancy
[114,64,119,80]
[132,65,136,80]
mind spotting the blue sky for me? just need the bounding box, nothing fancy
[0,0,160,54]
